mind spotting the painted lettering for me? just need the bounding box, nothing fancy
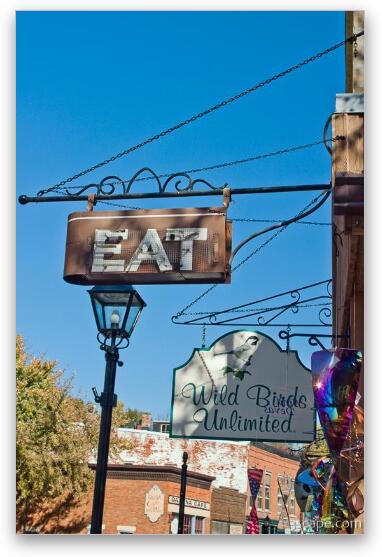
[91,229,128,272]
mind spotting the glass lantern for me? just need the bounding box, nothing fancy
[88,285,146,338]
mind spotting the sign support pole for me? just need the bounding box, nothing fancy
[90,334,119,534]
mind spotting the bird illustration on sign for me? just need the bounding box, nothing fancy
[214,335,259,381]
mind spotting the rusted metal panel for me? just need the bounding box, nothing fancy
[63,207,231,285]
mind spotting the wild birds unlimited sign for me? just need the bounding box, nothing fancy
[170,331,315,443]
[63,207,231,285]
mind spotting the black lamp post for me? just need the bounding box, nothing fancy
[177,452,188,534]
[264,515,271,534]
[88,285,146,534]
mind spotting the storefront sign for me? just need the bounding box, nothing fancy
[64,207,231,285]
[144,485,164,522]
[170,330,315,443]
[168,495,210,511]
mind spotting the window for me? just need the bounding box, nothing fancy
[289,480,295,515]
[195,517,205,534]
[264,473,271,512]
[172,514,205,535]
[277,488,283,515]
[183,515,192,534]
[262,522,279,535]
[278,474,292,516]
[256,479,263,510]
[160,423,170,433]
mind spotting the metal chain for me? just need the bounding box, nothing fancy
[37,31,362,196]
[202,324,206,347]
[174,191,328,317]
[197,351,216,390]
[95,199,143,211]
[50,135,344,192]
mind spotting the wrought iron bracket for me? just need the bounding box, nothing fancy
[18,167,331,204]
[278,331,351,351]
[172,279,333,328]
[92,387,118,408]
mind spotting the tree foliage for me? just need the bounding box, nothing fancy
[16,335,140,531]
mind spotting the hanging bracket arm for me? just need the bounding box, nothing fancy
[229,190,331,264]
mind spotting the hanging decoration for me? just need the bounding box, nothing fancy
[246,469,263,534]
[306,348,363,533]
[337,404,364,484]
[295,466,316,512]
[311,348,362,460]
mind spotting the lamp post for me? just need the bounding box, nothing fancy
[88,285,146,535]
[177,452,188,534]
[264,515,270,534]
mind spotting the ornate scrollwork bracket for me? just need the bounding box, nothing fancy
[37,167,227,198]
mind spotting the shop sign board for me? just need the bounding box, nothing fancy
[170,330,315,443]
[63,207,231,285]
[168,495,210,511]
[144,485,164,523]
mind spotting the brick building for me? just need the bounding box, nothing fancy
[26,425,302,534]
[211,487,247,534]
[247,443,301,534]
[89,463,214,534]
[84,428,301,535]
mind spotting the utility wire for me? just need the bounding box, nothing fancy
[174,191,329,318]
[229,190,330,264]
[37,31,363,196]
[52,135,344,192]
[230,218,330,226]
[96,199,331,226]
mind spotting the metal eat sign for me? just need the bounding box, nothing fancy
[63,207,231,285]
[170,331,315,443]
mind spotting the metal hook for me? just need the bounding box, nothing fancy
[87,193,97,212]
[223,187,231,209]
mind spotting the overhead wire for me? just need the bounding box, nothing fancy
[174,190,330,318]
[36,31,363,197]
[51,135,344,193]
[88,134,342,212]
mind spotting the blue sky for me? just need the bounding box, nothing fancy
[16,11,345,418]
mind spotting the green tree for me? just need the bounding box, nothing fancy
[112,402,144,429]
[16,335,137,532]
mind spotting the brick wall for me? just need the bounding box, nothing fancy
[211,487,246,525]
[102,477,212,534]
[116,428,249,493]
[247,443,301,530]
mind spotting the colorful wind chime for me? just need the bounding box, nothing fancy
[295,348,363,534]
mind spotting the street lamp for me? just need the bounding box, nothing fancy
[264,515,270,535]
[88,285,146,534]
